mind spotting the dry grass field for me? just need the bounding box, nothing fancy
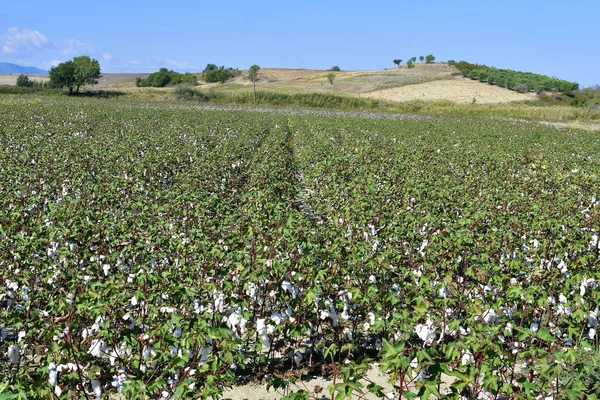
[0,64,539,105]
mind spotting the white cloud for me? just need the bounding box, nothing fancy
[164,58,186,69]
[102,53,113,61]
[62,38,93,55]
[1,27,49,55]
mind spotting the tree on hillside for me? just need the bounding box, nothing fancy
[393,59,403,67]
[329,66,341,71]
[406,59,414,69]
[203,64,218,73]
[419,56,425,63]
[73,56,101,93]
[248,64,260,104]
[49,60,76,94]
[410,57,417,64]
[49,56,101,94]
[204,66,231,83]
[16,74,34,88]
[327,73,335,84]
[425,54,435,63]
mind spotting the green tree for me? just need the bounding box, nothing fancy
[16,74,34,88]
[203,64,218,73]
[248,64,260,104]
[410,57,417,63]
[406,60,414,69]
[327,73,335,84]
[425,54,435,63]
[393,59,402,67]
[49,60,76,94]
[419,55,425,62]
[204,66,231,83]
[329,66,341,71]
[72,56,101,93]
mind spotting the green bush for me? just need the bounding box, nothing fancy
[203,66,239,83]
[136,69,198,88]
[16,74,34,88]
[329,66,341,71]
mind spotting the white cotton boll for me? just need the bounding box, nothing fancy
[266,324,275,334]
[320,310,330,320]
[409,357,418,369]
[261,333,271,347]
[162,391,169,398]
[588,308,598,328]
[368,312,376,325]
[17,330,25,342]
[559,294,567,304]
[256,318,266,334]
[369,275,376,284]
[173,326,182,338]
[343,327,353,340]
[505,323,513,336]
[8,344,20,364]
[589,328,597,340]
[130,296,138,306]
[530,322,539,332]
[1,328,7,341]
[91,379,102,399]
[483,309,498,325]
[281,281,298,298]
[271,312,282,325]
[363,322,371,331]
[329,307,339,327]
[461,351,475,365]
[102,264,110,276]
[48,362,57,386]
[294,352,303,367]
[54,385,62,397]
[88,339,107,358]
[375,337,382,351]
[434,285,447,298]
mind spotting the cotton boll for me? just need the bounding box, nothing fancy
[261,333,271,347]
[588,308,598,328]
[589,328,597,340]
[482,309,498,325]
[48,362,57,386]
[369,275,376,284]
[173,326,182,338]
[130,296,138,306]
[270,312,282,325]
[7,344,20,364]
[559,294,567,304]
[343,327,353,340]
[102,264,110,276]
[54,385,63,397]
[530,322,539,332]
[88,339,107,358]
[294,352,303,367]
[91,379,102,399]
[461,351,475,365]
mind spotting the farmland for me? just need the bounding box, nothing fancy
[1,97,600,399]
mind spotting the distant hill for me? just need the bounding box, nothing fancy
[0,62,47,74]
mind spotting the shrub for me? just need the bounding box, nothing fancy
[425,54,435,63]
[136,69,197,88]
[16,74,34,88]
[327,73,335,84]
[406,60,414,69]
[329,66,341,71]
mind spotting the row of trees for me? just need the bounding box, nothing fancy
[393,55,435,68]
[135,69,198,87]
[447,60,579,95]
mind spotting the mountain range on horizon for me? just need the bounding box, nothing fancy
[0,62,48,74]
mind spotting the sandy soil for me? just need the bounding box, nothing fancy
[222,363,458,399]
[364,77,537,104]
[0,74,49,85]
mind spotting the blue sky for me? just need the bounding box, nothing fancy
[0,0,598,86]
